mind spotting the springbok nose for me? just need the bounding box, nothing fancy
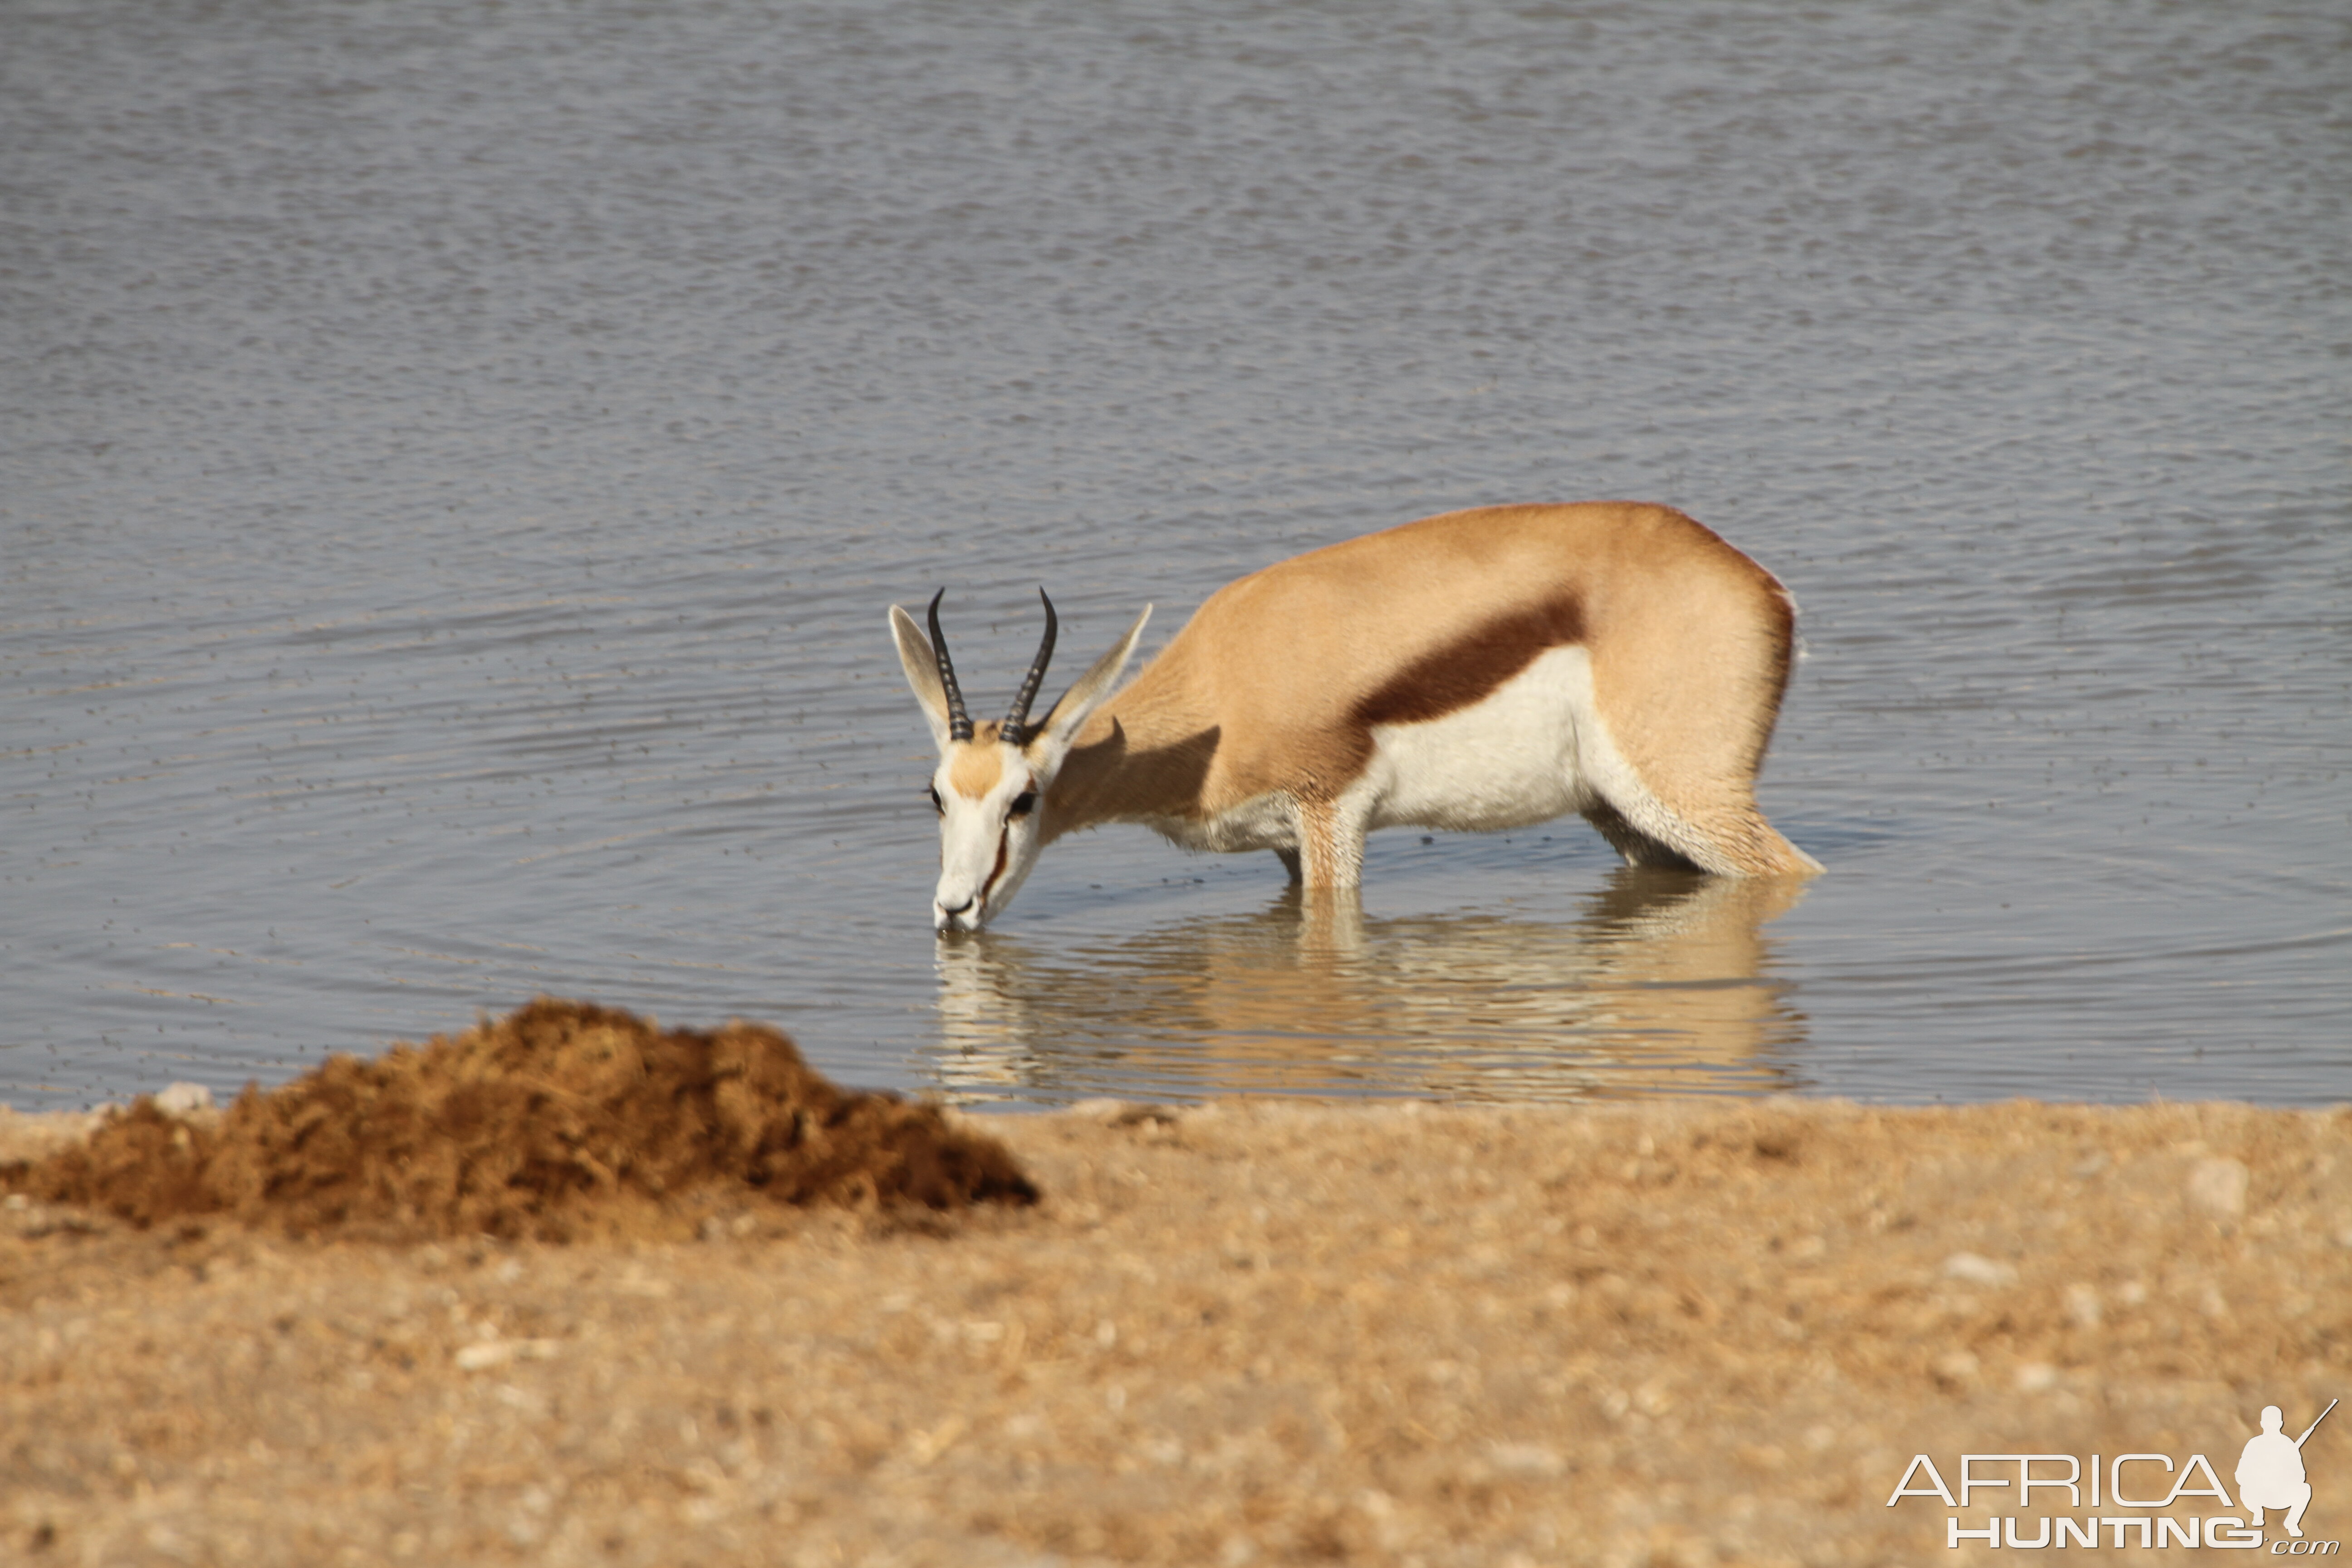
[938,895,974,916]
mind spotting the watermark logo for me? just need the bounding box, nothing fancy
[1886,1399,2338,1552]
[2241,1402,2330,1541]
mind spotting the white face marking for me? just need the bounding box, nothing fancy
[892,599,1151,932]
[930,743,1044,933]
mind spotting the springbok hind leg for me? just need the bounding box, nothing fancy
[1584,787,1817,877]
[1659,784,1822,876]
[1581,795,1704,872]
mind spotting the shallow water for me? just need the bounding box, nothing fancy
[5,0,2346,1111]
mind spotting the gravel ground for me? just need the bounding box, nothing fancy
[5,1093,2347,1566]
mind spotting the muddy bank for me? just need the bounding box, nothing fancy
[5,1000,1034,1241]
[3,1054,2347,1564]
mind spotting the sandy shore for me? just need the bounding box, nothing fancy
[5,1093,2348,1566]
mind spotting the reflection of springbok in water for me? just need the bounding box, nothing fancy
[928,868,1808,1103]
[892,503,1820,934]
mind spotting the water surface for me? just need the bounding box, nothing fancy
[4,1,2346,1110]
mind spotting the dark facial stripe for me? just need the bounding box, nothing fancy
[1351,595,1587,729]
[980,829,1010,910]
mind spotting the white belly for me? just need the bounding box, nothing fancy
[1143,644,1614,855]
[1145,790,1300,854]
[1362,645,1597,832]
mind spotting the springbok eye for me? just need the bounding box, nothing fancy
[926,784,944,815]
[1009,791,1037,818]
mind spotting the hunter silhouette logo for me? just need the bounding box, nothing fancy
[2241,1400,2335,1540]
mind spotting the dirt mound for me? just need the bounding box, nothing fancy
[5,999,1036,1240]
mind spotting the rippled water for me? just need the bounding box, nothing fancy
[5,1,2346,1112]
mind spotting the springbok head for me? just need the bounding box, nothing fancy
[890,590,1151,933]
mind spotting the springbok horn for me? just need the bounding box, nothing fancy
[926,589,974,742]
[1003,588,1058,744]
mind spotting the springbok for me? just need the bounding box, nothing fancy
[890,502,1819,933]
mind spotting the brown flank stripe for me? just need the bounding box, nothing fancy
[1352,593,1588,730]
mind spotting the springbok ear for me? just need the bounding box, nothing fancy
[889,604,954,750]
[1033,606,1151,753]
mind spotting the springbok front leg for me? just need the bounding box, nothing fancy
[1295,794,1368,892]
